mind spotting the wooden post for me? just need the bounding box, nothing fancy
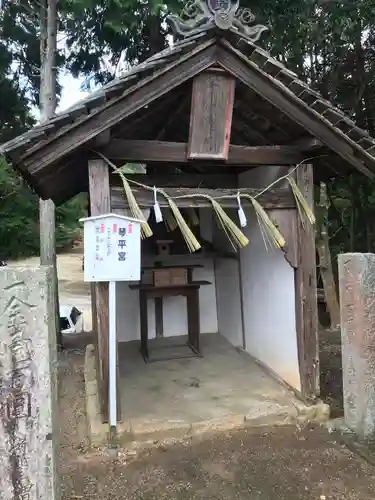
[295,164,319,399]
[39,0,60,350]
[88,159,111,420]
[316,182,340,329]
[0,266,59,500]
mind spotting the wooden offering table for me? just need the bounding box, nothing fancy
[130,264,211,362]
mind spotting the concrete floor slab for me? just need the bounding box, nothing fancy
[118,333,309,440]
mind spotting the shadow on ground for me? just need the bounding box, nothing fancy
[319,328,343,418]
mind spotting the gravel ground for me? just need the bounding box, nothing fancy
[59,348,375,500]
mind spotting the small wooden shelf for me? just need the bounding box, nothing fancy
[129,281,212,291]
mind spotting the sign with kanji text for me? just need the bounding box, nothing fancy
[80,213,142,282]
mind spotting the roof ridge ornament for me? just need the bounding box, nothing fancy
[167,0,268,41]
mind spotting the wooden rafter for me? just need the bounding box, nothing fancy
[22,42,217,175]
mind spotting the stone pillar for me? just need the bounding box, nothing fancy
[338,253,375,439]
[0,266,59,500]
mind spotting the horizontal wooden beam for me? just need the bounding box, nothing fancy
[111,173,238,189]
[110,186,295,210]
[102,139,304,165]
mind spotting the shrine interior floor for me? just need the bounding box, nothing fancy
[117,333,306,440]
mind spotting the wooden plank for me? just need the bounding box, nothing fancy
[112,173,238,189]
[23,43,217,175]
[216,43,374,178]
[102,139,304,165]
[188,72,235,160]
[111,186,296,210]
[88,159,111,422]
[294,164,319,399]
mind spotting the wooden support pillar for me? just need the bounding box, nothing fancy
[295,164,319,400]
[88,158,118,422]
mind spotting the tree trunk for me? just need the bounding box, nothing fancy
[316,182,341,329]
[39,0,61,349]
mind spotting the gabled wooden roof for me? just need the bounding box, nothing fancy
[1,27,375,204]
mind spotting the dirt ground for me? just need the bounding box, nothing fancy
[319,328,343,418]
[59,346,374,500]
[9,248,93,330]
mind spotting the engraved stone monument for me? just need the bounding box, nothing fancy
[338,253,375,439]
[0,266,59,500]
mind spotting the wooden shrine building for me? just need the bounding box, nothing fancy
[2,0,375,424]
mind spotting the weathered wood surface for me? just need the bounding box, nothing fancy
[23,43,217,175]
[111,173,238,189]
[39,199,61,350]
[0,266,58,500]
[188,71,235,160]
[111,186,296,210]
[88,159,111,422]
[216,42,373,178]
[102,139,304,165]
[294,164,319,399]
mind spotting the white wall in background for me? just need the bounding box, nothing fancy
[238,167,301,391]
[214,256,243,348]
[115,256,218,342]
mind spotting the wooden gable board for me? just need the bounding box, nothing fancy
[21,40,217,176]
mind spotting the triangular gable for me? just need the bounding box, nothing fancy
[1,26,375,203]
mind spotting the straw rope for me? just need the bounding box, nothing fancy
[94,151,316,253]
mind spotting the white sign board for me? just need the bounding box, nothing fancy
[80,213,142,282]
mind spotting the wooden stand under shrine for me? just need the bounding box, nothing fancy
[130,263,211,362]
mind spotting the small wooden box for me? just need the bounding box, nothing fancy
[153,267,188,287]
[156,240,173,256]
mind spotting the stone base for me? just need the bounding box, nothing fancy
[84,344,330,447]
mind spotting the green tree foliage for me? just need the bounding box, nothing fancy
[2,0,375,260]
[0,2,86,259]
[60,0,178,86]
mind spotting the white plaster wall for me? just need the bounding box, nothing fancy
[116,256,218,342]
[215,257,243,347]
[238,167,301,390]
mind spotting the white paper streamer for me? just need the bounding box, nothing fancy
[153,186,163,223]
[237,193,247,228]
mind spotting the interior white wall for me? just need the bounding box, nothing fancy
[214,257,243,348]
[238,167,301,391]
[115,256,218,342]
